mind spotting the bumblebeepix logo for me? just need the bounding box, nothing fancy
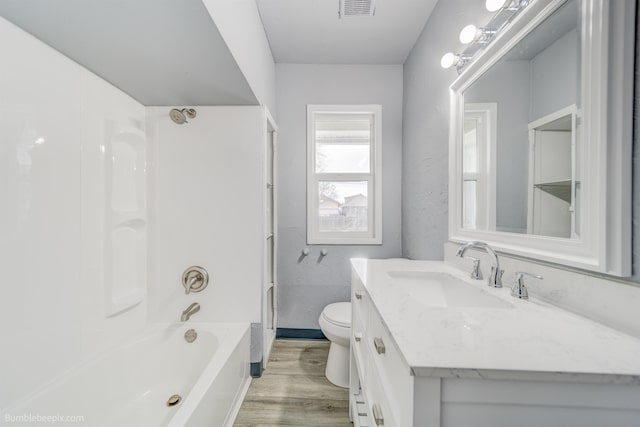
[3,413,85,424]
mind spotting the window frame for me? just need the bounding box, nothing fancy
[463,103,497,231]
[306,104,382,245]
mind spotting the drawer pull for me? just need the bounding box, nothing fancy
[354,333,362,342]
[374,337,386,354]
[355,292,363,300]
[372,403,384,425]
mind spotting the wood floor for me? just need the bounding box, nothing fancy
[234,340,352,427]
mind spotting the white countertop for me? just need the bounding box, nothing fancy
[351,258,640,384]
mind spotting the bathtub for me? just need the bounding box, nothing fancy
[3,322,251,427]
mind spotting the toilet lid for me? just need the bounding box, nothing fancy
[322,302,351,328]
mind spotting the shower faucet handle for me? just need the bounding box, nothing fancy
[182,266,209,294]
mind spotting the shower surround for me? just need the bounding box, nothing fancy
[0,16,269,426]
[0,16,148,408]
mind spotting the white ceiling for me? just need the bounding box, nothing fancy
[256,0,439,64]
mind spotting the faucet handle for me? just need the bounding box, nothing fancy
[464,256,483,280]
[489,265,504,288]
[182,266,209,295]
[514,271,543,281]
[511,271,543,299]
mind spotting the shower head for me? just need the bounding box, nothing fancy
[169,109,187,124]
[169,108,197,125]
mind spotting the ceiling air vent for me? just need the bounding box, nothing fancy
[339,0,376,18]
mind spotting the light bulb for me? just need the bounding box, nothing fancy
[459,24,480,44]
[440,52,459,69]
[486,0,508,12]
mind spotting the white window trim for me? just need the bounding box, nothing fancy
[463,103,497,231]
[307,104,382,245]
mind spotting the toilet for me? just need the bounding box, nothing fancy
[319,302,351,388]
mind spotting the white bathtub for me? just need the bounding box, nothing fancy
[3,323,251,427]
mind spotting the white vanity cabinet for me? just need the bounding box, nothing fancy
[350,269,440,427]
[349,258,640,427]
[350,271,414,427]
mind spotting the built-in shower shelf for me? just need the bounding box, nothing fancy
[104,118,147,318]
[106,288,145,318]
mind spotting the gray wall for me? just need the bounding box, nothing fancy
[275,64,403,329]
[402,0,493,259]
[530,28,579,121]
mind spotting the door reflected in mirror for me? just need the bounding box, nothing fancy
[527,106,577,238]
[462,0,580,238]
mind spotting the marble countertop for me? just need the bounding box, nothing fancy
[351,258,640,384]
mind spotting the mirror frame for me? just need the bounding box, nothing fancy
[448,0,634,276]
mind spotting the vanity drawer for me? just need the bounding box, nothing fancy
[364,361,399,427]
[366,306,414,426]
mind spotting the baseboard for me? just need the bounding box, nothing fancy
[263,330,276,369]
[276,328,327,340]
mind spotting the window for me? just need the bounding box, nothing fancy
[307,105,382,244]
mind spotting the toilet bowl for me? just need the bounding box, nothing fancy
[319,302,351,388]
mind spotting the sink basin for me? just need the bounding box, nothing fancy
[386,271,513,309]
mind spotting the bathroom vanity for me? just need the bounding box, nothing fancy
[349,258,640,427]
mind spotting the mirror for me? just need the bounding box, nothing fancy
[448,0,634,275]
[462,0,579,237]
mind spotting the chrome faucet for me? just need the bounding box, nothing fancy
[464,256,483,280]
[511,271,543,299]
[456,241,504,287]
[181,302,200,322]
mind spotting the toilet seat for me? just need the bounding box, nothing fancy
[321,302,351,328]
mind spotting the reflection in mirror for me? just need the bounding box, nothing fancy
[463,116,480,229]
[462,0,580,238]
[527,105,577,238]
[463,103,496,230]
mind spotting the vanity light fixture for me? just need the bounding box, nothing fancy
[440,0,530,73]
[459,24,496,45]
[440,52,468,70]
[486,0,530,12]
[485,0,509,12]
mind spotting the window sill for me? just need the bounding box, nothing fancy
[307,237,382,245]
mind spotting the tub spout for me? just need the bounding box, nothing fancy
[181,302,200,322]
